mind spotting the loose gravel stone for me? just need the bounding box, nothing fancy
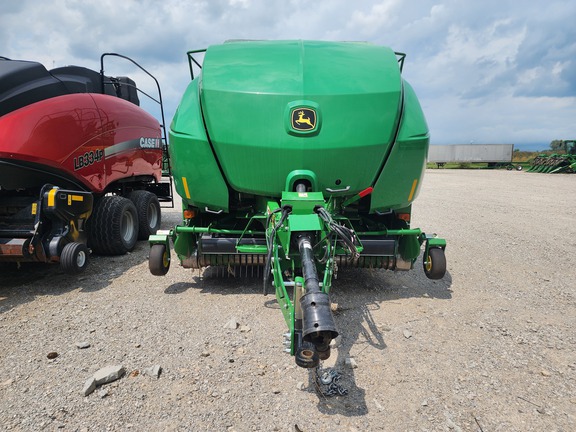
[1,378,14,387]
[93,365,125,385]
[82,377,96,397]
[143,365,162,378]
[224,317,239,330]
[345,357,358,369]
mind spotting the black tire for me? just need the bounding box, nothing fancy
[423,247,447,280]
[149,244,170,276]
[88,196,138,255]
[60,242,89,274]
[128,190,161,240]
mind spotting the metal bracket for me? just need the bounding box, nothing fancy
[204,206,223,214]
[325,186,350,193]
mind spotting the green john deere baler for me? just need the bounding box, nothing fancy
[149,40,446,368]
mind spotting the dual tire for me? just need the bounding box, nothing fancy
[88,192,161,255]
[128,190,161,240]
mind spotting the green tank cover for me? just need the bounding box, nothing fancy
[170,40,429,212]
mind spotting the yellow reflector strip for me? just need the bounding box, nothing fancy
[408,179,418,201]
[47,188,57,207]
[68,194,84,205]
[31,203,38,215]
[182,177,191,199]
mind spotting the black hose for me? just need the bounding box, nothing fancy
[316,206,359,259]
[263,206,290,295]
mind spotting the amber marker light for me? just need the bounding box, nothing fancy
[183,209,196,219]
[397,213,411,222]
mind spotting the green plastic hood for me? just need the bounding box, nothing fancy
[197,40,404,196]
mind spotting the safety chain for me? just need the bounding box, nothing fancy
[315,366,348,397]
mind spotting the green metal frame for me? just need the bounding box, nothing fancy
[149,192,445,356]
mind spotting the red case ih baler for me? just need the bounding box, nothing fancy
[0,54,171,273]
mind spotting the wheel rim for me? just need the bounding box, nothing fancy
[76,250,87,268]
[148,202,159,229]
[425,255,433,272]
[121,210,136,242]
[162,250,169,268]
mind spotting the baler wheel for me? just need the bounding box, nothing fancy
[128,190,161,240]
[423,247,446,280]
[60,242,89,274]
[88,196,138,255]
[149,244,170,276]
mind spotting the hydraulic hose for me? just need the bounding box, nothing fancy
[263,206,290,295]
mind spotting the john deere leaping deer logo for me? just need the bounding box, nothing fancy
[291,108,316,131]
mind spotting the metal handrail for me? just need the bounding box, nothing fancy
[187,49,207,80]
[100,53,173,207]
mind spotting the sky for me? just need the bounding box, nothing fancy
[1,0,575,150]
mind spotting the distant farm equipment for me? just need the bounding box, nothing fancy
[527,140,576,173]
[427,144,522,170]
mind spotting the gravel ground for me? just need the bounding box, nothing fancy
[1,169,575,432]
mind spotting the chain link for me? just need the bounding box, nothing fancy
[315,366,348,397]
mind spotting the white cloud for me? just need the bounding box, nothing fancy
[1,0,575,147]
[347,0,401,38]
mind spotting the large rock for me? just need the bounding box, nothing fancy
[82,377,97,396]
[93,365,125,385]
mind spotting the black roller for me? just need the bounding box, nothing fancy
[200,235,266,254]
[357,236,396,256]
